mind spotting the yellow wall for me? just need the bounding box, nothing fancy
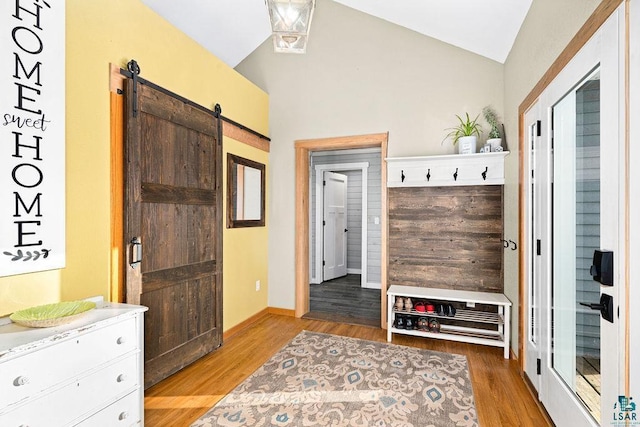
[0,0,270,331]
[223,139,269,328]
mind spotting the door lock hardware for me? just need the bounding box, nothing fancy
[580,293,614,323]
[590,250,613,286]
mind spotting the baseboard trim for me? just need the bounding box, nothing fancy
[267,307,296,317]
[223,308,269,341]
[347,268,362,274]
[223,307,298,340]
[363,282,381,290]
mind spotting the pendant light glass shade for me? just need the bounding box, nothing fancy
[266,0,315,53]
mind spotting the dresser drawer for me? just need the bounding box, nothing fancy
[0,353,140,426]
[76,390,141,427]
[0,317,138,409]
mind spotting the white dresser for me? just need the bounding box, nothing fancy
[0,299,147,426]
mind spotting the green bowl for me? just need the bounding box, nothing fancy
[10,300,97,328]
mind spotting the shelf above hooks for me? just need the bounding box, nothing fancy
[385,151,509,188]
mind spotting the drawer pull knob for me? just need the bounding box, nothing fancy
[13,376,29,386]
[116,336,126,345]
[117,374,127,383]
[119,411,129,421]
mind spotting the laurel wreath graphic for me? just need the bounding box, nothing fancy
[3,249,51,262]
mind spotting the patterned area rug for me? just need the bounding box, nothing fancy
[192,331,478,427]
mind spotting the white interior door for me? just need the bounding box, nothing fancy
[323,171,348,281]
[530,8,623,426]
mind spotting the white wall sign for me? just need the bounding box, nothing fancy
[1,0,66,277]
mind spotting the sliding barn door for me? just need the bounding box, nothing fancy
[124,80,223,388]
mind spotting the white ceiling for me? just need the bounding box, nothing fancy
[140,0,532,68]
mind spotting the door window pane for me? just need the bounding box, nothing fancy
[552,69,601,422]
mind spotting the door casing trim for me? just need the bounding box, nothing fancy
[294,133,388,327]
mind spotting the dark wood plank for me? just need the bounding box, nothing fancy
[138,83,218,137]
[142,182,215,205]
[306,274,380,326]
[142,261,217,293]
[388,186,504,294]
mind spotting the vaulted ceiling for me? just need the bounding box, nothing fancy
[140,0,532,68]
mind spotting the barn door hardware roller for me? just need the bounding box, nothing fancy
[127,59,141,117]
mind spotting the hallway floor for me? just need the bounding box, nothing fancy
[304,274,381,327]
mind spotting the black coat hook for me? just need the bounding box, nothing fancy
[426,168,431,182]
[482,167,488,181]
[502,239,518,250]
[401,170,405,182]
[453,167,458,181]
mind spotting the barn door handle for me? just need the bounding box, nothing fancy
[129,237,142,268]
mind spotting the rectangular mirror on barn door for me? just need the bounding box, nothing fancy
[227,154,265,228]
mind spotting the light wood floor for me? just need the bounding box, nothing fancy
[144,313,551,426]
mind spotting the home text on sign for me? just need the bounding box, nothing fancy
[1,0,65,276]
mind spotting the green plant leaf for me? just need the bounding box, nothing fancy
[442,112,482,145]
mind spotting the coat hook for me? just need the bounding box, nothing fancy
[426,168,431,181]
[509,240,518,250]
[401,170,405,182]
[453,167,458,181]
[482,166,488,181]
[502,239,509,248]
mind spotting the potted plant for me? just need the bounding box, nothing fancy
[482,106,502,151]
[443,112,482,154]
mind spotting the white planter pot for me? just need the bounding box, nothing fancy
[487,138,502,152]
[457,136,477,154]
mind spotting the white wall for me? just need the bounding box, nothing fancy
[310,150,382,286]
[503,0,602,355]
[236,0,504,311]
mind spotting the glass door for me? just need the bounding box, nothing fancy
[552,69,602,422]
[532,6,623,426]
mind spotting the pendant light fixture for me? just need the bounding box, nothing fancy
[265,0,316,53]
